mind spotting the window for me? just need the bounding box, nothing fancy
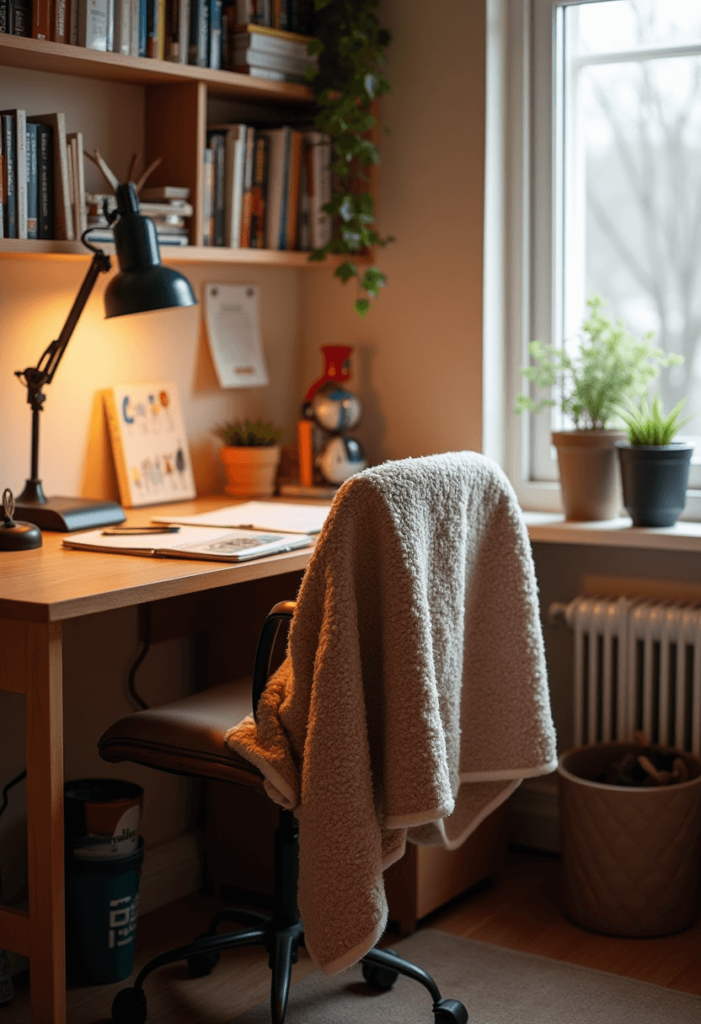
[507,0,701,515]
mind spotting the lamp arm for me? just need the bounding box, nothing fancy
[15,244,112,409]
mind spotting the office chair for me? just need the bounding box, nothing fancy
[99,599,468,1024]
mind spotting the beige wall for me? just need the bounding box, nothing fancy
[300,0,487,465]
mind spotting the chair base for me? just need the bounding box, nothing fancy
[111,810,468,1024]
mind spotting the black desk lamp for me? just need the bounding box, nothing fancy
[12,182,197,533]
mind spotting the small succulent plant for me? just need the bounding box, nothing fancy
[214,419,282,447]
[619,395,691,446]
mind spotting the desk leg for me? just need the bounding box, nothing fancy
[26,621,65,1024]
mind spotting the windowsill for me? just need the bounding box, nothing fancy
[524,512,701,553]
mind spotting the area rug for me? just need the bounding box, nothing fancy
[233,928,701,1023]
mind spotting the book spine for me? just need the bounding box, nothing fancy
[156,0,165,57]
[278,124,290,250]
[14,110,27,239]
[52,0,67,41]
[164,0,177,58]
[1,117,15,239]
[36,124,53,239]
[53,115,73,240]
[239,125,255,246]
[32,0,50,38]
[137,0,146,52]
[0,0,8,33]
[128,0,137,51]
[176,0,188,60]
[188,0,206,65]
[202,145,212,245]
[211,133,225,246]
[25,122,38,239]
[208,0,221,68]
[113,0,130,53]
[105,0,114,48]
[68,0,78,42]
[249,132,267,248]
[69,132,86,236]
[10,0,30,34]
[78,0,108,48]
[102,391,135,507]
[145,0,156,54]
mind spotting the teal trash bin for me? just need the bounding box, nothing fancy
[65,838,144,985]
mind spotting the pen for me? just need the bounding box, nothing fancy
[101,526,182,535]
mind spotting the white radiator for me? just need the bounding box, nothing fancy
[551,596,701,755]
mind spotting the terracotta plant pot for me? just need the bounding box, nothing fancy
[552,430,626,521]
[617,442,693,527]
[558,744,701,937]
[220,445,281,498]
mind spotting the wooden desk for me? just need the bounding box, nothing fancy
[0,497,315,1024]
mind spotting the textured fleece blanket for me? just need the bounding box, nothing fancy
[225,452,557,974]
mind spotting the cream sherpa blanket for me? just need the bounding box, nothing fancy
[225,452,557,975]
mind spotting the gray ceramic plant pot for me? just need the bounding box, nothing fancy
[616,442,693,527]
[552,430,626,521]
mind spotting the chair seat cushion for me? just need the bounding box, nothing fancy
[98,678,265,789]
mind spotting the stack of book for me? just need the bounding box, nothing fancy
[203,124,331,251]
[1,0,317,74]
[86,186,193,246]
[227,22,317,81]
[0,108,83,241]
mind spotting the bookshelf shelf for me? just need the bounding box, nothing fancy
[0,240,359,269]
[0,34,315,103]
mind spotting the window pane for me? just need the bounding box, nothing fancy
[562,0,701,478]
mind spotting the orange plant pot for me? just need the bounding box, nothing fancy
[220,445,281,498]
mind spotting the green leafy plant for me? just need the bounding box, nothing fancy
[213,419,282,447]
[514,295,683,430]
[619,396,691,446]
[306,0,393,316]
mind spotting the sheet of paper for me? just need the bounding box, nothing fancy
[151,500,331,535]
[62,525,311,561]
[203,283,269,388]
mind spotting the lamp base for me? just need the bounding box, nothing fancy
[15,495,126,533]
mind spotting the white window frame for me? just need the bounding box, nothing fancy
[501,0,701,519]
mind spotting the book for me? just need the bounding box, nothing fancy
[233,46,313,76]
[113,0,131,53]
[0,131,4,240]
[32,0,50,38]
[68,132,86,237]
[259,125,288,251]
[129,0,139,53]
[208,0,221,67]
[145,0,157,55]
[137,0,146,53]
[233,22,315,56]
[235,0,269,26]
[207,131,226,246]
[249,131,268,248]
[9,0,30,34]
[0,0,8,33]
[152,499,329,534]
[284,128,302,249]
[156,0,165,56]
[188,0,208,66]
[208,123,246,248]
[51,0,68,42]
[1,115,16,239]
[25,122,38,240]
[202,145,213,245]
[106,0,114,48]
[305,130,331,248]
[36,124,53,239]
[69,0,79,42]
[62,523,311,561]
[77,0,108,48]
[139,185,190,200]
[103,381,197,507]
[0,110,27,239]
[239,124,255,246]
[27,112,73,241]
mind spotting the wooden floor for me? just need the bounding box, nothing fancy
[5,847,701,1021]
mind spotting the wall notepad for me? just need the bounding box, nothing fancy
[103,382,196,507]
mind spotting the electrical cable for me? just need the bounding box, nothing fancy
[126,604,151,710]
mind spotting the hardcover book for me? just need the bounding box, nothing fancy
[28,112,73,241]
[103,381,197,508]
[0,109,27,239]
[25,122,38,239]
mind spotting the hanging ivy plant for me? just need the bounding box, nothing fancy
[306,0,393,316]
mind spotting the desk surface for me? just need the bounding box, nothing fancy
[0,497,320,623]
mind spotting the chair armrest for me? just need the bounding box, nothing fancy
[252,600,296,720]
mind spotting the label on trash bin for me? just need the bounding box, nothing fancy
[108,892,140,949]
[72,804,140,861]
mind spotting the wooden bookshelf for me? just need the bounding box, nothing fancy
[0,33,315,102]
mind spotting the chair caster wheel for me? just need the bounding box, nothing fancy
[186,939,221,978]
[362,961,398,991]
[434,997,468,1024]
[111,986,147,1024]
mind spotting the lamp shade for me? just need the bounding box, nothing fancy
[104,183,197,319]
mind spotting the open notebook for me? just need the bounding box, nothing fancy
[62,525,312,562]
[151,500,330,535]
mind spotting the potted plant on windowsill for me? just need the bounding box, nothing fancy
[214,419,283,498]
[616,396,694,527]
[515,295,683,521]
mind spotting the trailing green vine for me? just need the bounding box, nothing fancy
[306,0,392,316]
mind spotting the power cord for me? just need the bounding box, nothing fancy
[126,604,152,710]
